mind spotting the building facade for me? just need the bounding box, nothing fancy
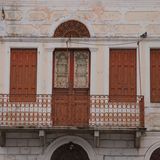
[0,0,160,160]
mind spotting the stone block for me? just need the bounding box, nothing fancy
[0,155,4,160]
[4,155,16,160]
[30,147,42,154]
[32,133,39,139]
[6,139,17,147]
[5,11,22,21]
[6,133,21,139]
[17,139,28,146]
[28,11,47,21]
[0,147,7,154]
[100,140,115,148]
[15,155,27,160]
[114,140,127,148]
[114,157,128,160]
[7,147,20,154]
[20,133,33,139]
[125,11,160,22]
[20,147,30,154]
[126,141,134,148]
[110,134,121,140]
[120,134,134,140]
[28,155,38,160]
[28,139,40,147]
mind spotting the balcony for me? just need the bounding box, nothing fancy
[0,94,144,129]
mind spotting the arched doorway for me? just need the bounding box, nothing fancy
[150,147,160,160]
[52,20,91,126]
[51,142,90,160]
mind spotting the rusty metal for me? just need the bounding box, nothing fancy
[0,94,144,128]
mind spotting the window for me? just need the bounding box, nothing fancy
[10,49,37,102]
[109,49,136,101]
[150,49,160,102]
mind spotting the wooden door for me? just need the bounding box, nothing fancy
[52,49,90,126]
[10,49,37,102]
[109,49,136,102]
[150,49,160,102]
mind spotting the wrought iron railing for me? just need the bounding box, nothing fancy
[0,94,144,128]
[89,95,144,128]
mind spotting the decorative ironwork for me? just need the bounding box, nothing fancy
[90,95,144,128]
[0,94,52,127]
[0,94,144,128]
[54,51,69,88]
[74,51,89,88]
[54,20,90,37]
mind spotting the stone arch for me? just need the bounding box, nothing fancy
[53,20,90,37]
[38,135,97,160]
[144,141,160,160]
[150,147,160,160]
[51,142,90,160]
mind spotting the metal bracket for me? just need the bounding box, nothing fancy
[39,130,46,148]
[134,131,142,148]
[94,130,100,147]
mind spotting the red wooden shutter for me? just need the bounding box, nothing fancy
[10,49,37,102]
[150,49,160,102]
[109,49,136,101]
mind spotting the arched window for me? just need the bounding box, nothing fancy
[53,20,90,37]
[150,147,160,160]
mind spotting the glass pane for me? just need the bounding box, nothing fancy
[74,51,89,88]
[54,51,69,88]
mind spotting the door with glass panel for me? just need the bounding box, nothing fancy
[52,49,90,126]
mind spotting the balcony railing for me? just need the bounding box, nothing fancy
[0,94,144,129]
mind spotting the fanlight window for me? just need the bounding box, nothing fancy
[54,20,90,37]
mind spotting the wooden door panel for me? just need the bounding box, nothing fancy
[109,49,136,102]
[150,49,160,102]
[53,49,90,126]
[10,49,37,102]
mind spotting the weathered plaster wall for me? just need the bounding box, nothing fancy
[0,0,160,37]
[0,0,160,130]
[0,1,160,159]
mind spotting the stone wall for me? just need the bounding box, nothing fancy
[0,132,160,160]
[0,0,160,37]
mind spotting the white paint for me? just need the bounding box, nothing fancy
[103,47,109,95]
[90,48,98,94]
